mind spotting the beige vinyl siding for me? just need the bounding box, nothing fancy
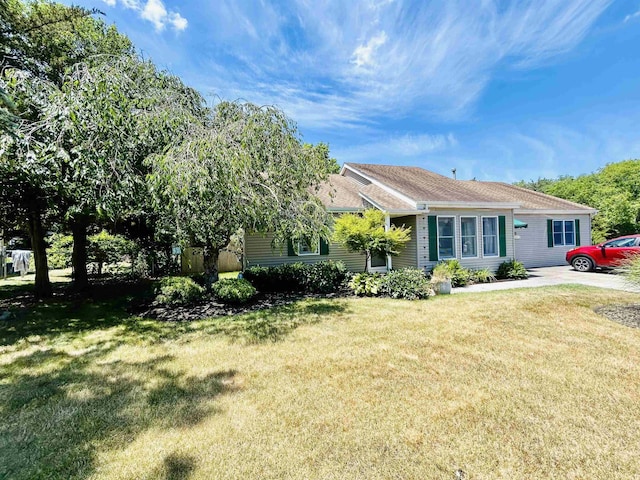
[417,209,515,272]
[245,233,366,272]
[514,214,592,268]
[391,215,417,269]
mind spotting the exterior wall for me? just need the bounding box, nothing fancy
[245,232,366,272]
[417,209,515,272]
[514,213,592,268]
[390,215,417,270]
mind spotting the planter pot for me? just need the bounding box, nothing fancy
[436,279,452,295]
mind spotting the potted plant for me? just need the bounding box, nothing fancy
[430,263,452,295]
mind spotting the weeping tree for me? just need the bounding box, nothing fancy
[148,101,335,287]
[37,56,205,291]
[333,209,411,272]
[0,0,132,297]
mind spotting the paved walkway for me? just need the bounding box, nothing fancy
[452,266,640,294]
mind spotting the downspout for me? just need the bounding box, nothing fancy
[385,214,392,271]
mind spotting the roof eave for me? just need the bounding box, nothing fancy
[515,208,598,215]
[422,201,522,209]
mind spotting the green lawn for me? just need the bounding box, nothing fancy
[1,284,640,479]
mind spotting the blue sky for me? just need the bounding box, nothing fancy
[64,0,640,182]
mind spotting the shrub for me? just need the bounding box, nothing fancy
[349,272,385,296]
[47,233,73,269]
[470,268,496,284]
[212,278,257,304]
[383,268,431,300]
[432,260,472,287]
[303,261,349,293]
[155,276,205,306]
[244,261,348,293]
[496,259,528,280]
[617,253,640,286]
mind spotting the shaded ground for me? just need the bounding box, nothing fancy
[594,303,640,328]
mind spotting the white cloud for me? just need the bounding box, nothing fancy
[195,0,611,133]
[333,133,458,163]
[624,10,640,22]
[103,0,187,32]
[352,32,388,68]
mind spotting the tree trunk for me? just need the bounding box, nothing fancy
[71,218,89,292]
[27,209,52,298]
[203,244,220,289]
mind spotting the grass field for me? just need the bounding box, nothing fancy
[1,284,639,479]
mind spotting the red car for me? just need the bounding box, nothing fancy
[566,234,640,271]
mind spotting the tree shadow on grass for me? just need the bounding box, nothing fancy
[0,345,238,480]
[200,299,349,343]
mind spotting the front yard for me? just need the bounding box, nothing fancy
[1,285,639,479]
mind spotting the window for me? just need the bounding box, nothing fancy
[604,237,636,248]
[297,238,320,256]
[460,217,477,258]
[438,216,455,259]
[553,220,575,247]
[482,217,498,257]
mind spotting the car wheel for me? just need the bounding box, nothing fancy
[571,256,594,272]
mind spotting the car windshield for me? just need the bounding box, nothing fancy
[603,238,637,248]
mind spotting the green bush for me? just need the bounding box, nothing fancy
[47,233,73,269]
[383,268,431,300]
[212,278,257,304]
[88,230,135,275]
[432,260,472,287]
[349,272,385,296]
[244,261,348,293]
[303,261,349,293]
[155,276,205,306]
[619,254,640,287]
[496,260,528,280]
[470,268,496,284]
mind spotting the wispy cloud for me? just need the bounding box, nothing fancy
[333,133,458,163]
[193,0,611,132]
[624,9,640,22]
[102,0,187,32]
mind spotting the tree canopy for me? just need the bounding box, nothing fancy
[516,159,640,243]
[332,209,411,272]
[148,100,334,285]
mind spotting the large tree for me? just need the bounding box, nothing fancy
[148,100,334,286]
[0,0,132,297]
[516,159,640,243]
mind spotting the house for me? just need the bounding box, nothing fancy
[245,163,597,272]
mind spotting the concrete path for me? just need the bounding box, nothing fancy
[453,266,640,294]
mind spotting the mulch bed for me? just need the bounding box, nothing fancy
[132,291,350,323]
[594,304,640,329]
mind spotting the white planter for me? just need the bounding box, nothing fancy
[436,279,452,295]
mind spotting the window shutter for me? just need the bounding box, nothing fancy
[428,216,438,261]
[499,215,507,257]
[575,219,581,246]
[287,239,296,256]
[320,238,329,255]
[547,219,553,248]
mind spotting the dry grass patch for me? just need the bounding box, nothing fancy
[1,285,640,479]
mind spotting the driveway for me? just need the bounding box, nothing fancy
[453,265,640,294]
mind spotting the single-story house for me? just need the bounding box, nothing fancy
[245,163,597,272]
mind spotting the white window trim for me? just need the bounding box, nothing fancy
[460,216,479,259]
[296,239,320,256]
[437,215,457,260]
[553,220,576,247]
[481,216,499,258]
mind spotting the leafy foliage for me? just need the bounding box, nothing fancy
[383,268,432,300]
[470,268,497,284]
[349,272,385,297]
[496,260,529,280]
[211,278,256,304]
[154,276,205,306]
[148,101,333,285]
[88,230,134,275]
[516,160,640,242]
[243,260,348,294]
[431,260,472,287]
[333,209,411,272]
[46,233,73,269]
